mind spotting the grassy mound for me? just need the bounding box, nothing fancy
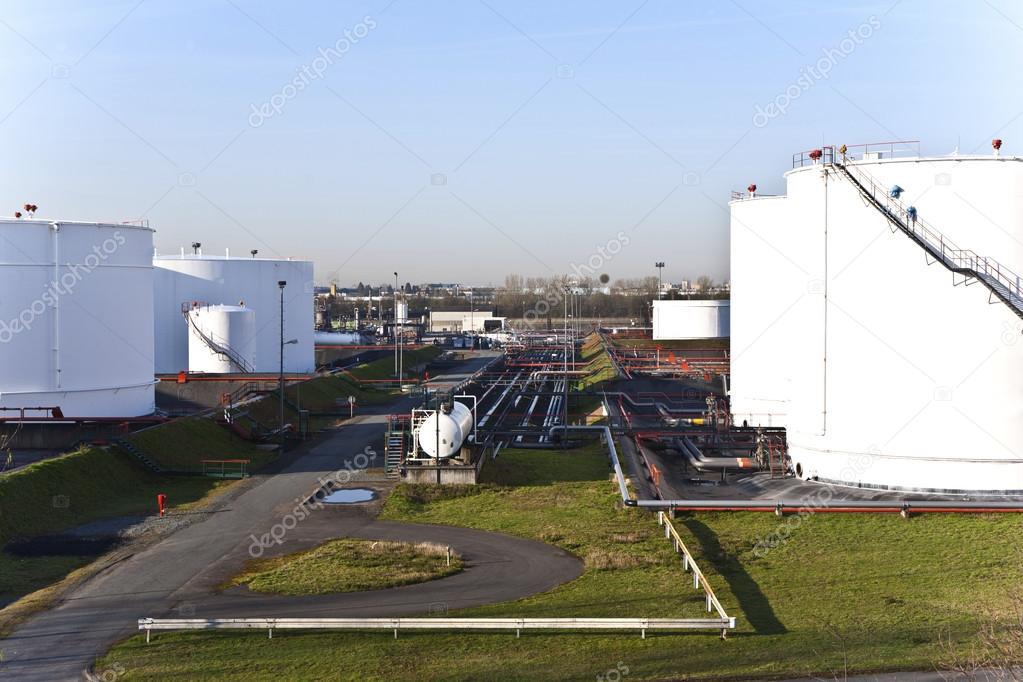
[223,539,462,596]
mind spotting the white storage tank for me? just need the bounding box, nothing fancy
[186,304,256,373]
[418,401,474,459]
[730,144,1023,492]
[0,219,156,417]
[314,331,365,346]
[652,300,730,340]
[154,254,315,374]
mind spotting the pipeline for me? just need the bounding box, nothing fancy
[674,437,755,471]
[555,402,1023,513]
[549,424,631,504]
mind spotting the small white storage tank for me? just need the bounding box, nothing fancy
[652,300,730,340]
[154,253,315,374]
[418,402,474,459]
[0,219,156,417]
[186,304,256,373]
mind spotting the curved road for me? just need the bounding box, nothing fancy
[0,353,581,681]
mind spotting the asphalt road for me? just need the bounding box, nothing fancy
[0,352,582,681]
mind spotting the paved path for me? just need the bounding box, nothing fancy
[0,352,585,681]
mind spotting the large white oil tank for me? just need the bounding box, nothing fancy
[0,219,156,417]
[154,253,314,374]
[731,144,1023,492]
[418,402,474,459]
[652,300,730,340]
[187,304,256,373]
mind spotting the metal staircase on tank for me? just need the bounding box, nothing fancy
[384,415,409,479]
[182,304,255,373]
[830,156,1023,320]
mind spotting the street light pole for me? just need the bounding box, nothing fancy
[278,280,286,449]
[564,286,569,445]
[393,273,398,380]
[394,272,403,386]
[655,262,665,300]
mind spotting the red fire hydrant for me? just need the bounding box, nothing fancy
[157,493,167,518]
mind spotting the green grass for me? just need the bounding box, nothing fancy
[222,539,463,596]
[575,333,618,390]
[245,373,393,433]
[100,445,1023,681]
[0,554,95,602]
[125,416,276,471]
[346,346,443,382]
[0,446,228,603]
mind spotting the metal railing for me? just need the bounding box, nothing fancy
[139,616,734,641]
[838,139,919,161]
[792,146,834,168]
[182,303,256,373]
[836,161,1023,317]
[658,511,734,631]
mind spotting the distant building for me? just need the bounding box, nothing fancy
[428,310,506,333]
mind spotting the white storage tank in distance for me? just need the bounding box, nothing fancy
[187,304,256,373]
[418,402,474,459]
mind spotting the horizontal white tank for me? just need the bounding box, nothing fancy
[418,401,474,459]
[0,219,156,417]
[652,300,730,340]
[731,149,1023,492]
[187,304,256,373]
[154,254,314,374]
[314,331,365,346]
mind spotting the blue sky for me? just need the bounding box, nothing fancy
[1,1,1020,286]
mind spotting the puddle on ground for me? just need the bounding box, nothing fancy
[322,488,376,504]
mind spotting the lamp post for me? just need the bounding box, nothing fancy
[393,274,398,380]
[394,272,403,387]
[278,280,286,448]
[564,286,569,445]
[655,262,665,300]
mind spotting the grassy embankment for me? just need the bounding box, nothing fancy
[240,347,443,432]
[0,414,275,625]
[222,539,463,596]
[125,416,276,471]
[610,337,730,351]
[574,333,618,390]
[102,441,1023,680]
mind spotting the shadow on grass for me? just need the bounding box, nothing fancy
[680,517,787,635]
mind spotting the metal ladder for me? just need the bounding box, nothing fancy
[833,159,1023,320]
[384,415,408,478]
[182,304,256,373]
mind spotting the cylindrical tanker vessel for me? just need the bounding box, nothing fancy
[417,401,474,459]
